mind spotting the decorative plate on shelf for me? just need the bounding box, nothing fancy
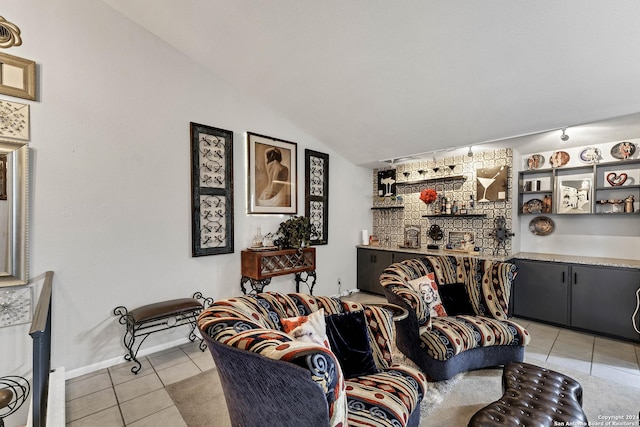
[525,154,545,170]
[529,216,554,236]
[610,141,636,160]
[579,147,601,164]
[523,198,543,214]
[549,151,570,168]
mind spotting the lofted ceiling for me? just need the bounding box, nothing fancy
[103,1,640,167]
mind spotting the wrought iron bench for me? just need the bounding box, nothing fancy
[113,292,213,374]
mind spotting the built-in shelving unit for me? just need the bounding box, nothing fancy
[518,158,640,216]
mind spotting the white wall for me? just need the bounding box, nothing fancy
[0,0,371,389]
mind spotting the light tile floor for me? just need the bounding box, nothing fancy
[65,292,640,426]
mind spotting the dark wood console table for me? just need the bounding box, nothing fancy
[240,247,317,295]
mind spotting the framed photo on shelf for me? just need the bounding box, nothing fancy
[556,174,592,214]
[402,225,421,248]
[449,231,474,251]
[247,132,297,214]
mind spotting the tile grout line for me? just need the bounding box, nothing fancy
[545,327,561,363]
[120,347,191,427]
[107,362,128,427]
[589,335,595,375]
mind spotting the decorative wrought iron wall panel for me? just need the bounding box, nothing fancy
[305,150,329,245]
[190,122,234,256]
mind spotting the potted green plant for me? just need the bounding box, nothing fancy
[274,216,315,250]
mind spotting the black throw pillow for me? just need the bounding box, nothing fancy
[438,283,475,315]
[325,310,379,378]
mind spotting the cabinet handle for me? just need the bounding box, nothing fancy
[574,272,577,285]
[561,272,565,283]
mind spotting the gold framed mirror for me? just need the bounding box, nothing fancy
[0,139,28,287]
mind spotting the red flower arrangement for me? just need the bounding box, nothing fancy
[420,188,438,204]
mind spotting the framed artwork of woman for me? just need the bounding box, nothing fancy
[248,132,297,214]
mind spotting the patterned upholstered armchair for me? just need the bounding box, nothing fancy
[197,292,427,427]
[380,255,530,381]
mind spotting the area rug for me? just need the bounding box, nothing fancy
[420,374,462,418]
[166,360,640,427]
[426,359,640,427]
[166,368,230,427]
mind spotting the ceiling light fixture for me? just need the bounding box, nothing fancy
[468,146,473,157]
[560,128,569,142]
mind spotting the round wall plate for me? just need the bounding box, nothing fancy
[529,216,554,236]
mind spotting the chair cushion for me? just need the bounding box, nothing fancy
[345,367,426,427]
[407,273,447,317]
[419,315,530,361]
[326,310,379,378]
[438,283,475,315]
[281,308,330,348]
[129,298,203,323]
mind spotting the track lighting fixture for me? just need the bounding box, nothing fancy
[560,128,569,142]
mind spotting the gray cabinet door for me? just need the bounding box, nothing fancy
[512,260,570,326]
[571,265,640,341]
[356,249,393,295]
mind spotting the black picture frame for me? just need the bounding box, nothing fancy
[305,150,329,245]
[377,169,396,197]
[190,122,234,256]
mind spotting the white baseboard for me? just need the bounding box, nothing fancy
[65,337,192,379]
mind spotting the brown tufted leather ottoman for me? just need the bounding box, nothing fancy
[468,362,588,427]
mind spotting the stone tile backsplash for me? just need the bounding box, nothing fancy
[371,148,513,255]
